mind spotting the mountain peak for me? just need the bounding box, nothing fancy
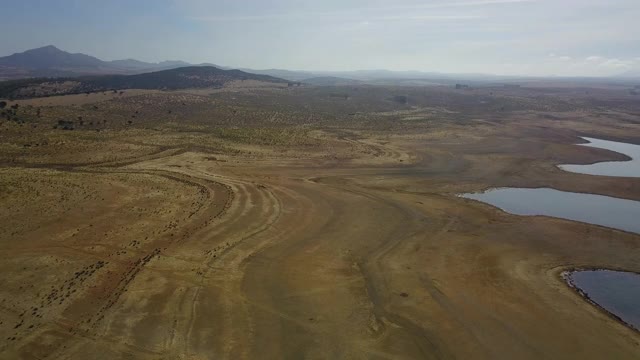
[0,45,104,70]
[25,45,71,56]
[26,45,66,56]
[35,45,61,51]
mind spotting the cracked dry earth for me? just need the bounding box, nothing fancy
[1,125,640,360]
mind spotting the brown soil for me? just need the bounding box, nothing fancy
[0,84,639,359]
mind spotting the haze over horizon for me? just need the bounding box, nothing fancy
[1,0,639,77]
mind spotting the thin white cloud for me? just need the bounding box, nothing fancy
[373,15,485,21]
[548,53,572,61]
[192,13,483,22]
[540,55,639,76]
[189,0,528,22]
[191,14,288,21]
[394,0,536,9]
[599,58,633,69]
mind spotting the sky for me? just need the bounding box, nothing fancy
[0,0,639,77]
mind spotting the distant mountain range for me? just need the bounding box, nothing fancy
[0,46,521,84]
[1,45,638,84]
[0,45,228,80]
[300,76,364,86]
[619,69,640,79]
[0,66,288,99]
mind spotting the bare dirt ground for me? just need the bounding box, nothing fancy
[1,84,639,359]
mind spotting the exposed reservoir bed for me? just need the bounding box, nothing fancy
[461,136,640,333]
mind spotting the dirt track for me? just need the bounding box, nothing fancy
[0,125,638,359]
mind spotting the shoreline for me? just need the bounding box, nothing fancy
[560,267,640,333]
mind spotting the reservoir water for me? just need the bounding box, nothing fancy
[461,137,640,233]
[559,137,640,178]
[567,270,640,331]
[461,187,640,234]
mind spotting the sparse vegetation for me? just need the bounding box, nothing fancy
[0,81,639,359]
[0,66,287,99]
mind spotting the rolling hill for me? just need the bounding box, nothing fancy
[0,66,289,99]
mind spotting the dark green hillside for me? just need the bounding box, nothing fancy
[0,66,288,99]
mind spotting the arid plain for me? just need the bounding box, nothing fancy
[1,82,639,359]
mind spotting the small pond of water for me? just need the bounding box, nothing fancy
[566,270,640,331]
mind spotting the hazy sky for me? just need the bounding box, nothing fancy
[1,0,639,76]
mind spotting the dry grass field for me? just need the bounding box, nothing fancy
[1,82,639,359]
